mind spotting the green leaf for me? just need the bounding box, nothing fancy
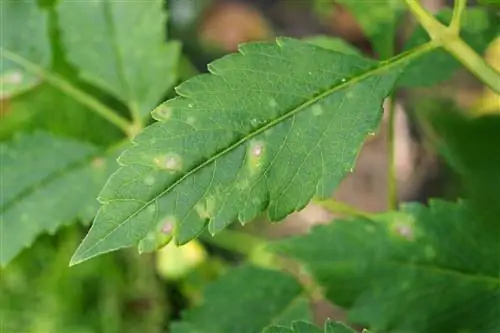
[0,132,119,266]
[70,38,438,265]
[337,0,405,59]
[170,265,311,333]
[57,0,181,117]
[69,37,431,264]
[425,110,500,226]
[399,7,499,87]
[0,0,51,98]
[263,320,359,333]
[274,200,500,333]
[304,36,364,57]
[0,84,123,146]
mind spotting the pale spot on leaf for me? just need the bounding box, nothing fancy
[154,153,183,172]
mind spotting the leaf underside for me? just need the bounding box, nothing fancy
[0,132,117,266]
[71,37,410,265]
[263,320,358,333]
[170,265,310,333]
[275,199,500,333]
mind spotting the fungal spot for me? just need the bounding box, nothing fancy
[397,225,413,239]
[346,91,354,99]
[4,71,23,84]
[138,216,176,253]
[154,153,183,172]
[160,217,175,234]
[188,103,194,108]
[349,167,354,173]
[91,157,105,169]
[154,104,172,121]
[340,78,347,83]
[186,116,196,125]
[144,175,155,186]
[368,131,376,136]
[247,140,265,174]
[250,118,259,126]
[195,196,216,219]
[268,98,278,108]
[308,71,313,75]
[312,104,323,116]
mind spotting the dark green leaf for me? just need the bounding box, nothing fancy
[0,132,119,266]
[0,0,51,98]
[274,200,500,333]
[70,37,428,264]
[170,265,310,333]
[337,0,405,59]
[57,0,181,117]
[399,7,499,87]
[425,110,500,226]
[263,320,360,333]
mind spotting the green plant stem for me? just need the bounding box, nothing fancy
[450,0,467,33]
[1,48,133,135]
[313,198,372,219]
[405,0,500,94]
[200,229,266,256]
[386,96,398,210]
[443,35,500,94]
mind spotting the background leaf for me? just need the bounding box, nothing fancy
[70,37,416,264]
[274,200,500,333]
[0,132,120,266]
[263,320,358,333]
[337,0,405,59]
[170,265,311,333]
[0,0,51,98]
[57,0,181,117]
[399,7,499,87]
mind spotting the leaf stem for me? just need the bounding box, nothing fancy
[450,0,467,33]
[405,0,500,93]
[386,96,398,210]
[1,48,134,136]
[313,198,372,219]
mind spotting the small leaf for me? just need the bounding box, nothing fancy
[263,320,359,333]
[57,0,181,116]
[337,0,405,59]
[170,265,311,333]
[0,132,119,266]
[304,36,364,57]
[69,37,433,264]
[274,200,500,333]
[399,7,499,87]
[0,0,51,98]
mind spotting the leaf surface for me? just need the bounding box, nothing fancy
[399,7,499,87]
[70,37,434,265]
[170,265,311,333]
[0,132,119,266]
[274,200,500,333]
[263,320,359,333]
[304,36,364,57]
[57,0,181,116]
[0,0,51,98]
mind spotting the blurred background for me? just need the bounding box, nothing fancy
[1,0,498,332]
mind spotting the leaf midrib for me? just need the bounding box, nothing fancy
[76,40,440,260]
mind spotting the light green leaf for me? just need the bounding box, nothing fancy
[0,0,51,98]
[70,37,437,265]
[274,200,500,333]
[304,36,364,57]
[337,0,405,59]
[263,320,359,333]
[399,7,499,87]
[170,265,311,333]
[57,0,181,117]
[0,132,119,266]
